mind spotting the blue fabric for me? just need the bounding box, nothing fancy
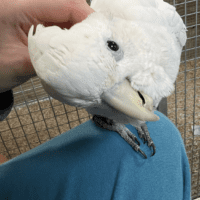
[0,111,191,200]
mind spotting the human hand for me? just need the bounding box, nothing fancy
[0,0,94,93]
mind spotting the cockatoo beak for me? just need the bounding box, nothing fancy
[102,79,160,121]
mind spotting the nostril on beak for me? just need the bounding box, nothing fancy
[138,91,145,105]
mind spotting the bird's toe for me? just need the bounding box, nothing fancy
[150,143,156,157]
[128,131,140,146]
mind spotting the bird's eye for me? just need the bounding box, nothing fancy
[107,41,119,51]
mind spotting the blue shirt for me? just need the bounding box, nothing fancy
[0,111,191,200]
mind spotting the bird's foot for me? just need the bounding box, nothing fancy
[135,124,156,157]
[92,115,147,159]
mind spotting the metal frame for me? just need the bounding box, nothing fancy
[157,98,168,117]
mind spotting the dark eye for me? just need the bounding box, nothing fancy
[107,41,119,51]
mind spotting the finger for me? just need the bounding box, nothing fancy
[23,0,95,29]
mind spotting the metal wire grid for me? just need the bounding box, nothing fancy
[0,0,199,199]
[0,77,93,159]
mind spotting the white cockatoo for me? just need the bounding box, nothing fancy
[28,0,187,158]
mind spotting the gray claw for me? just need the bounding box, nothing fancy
[150,143,156,157]
[138,148,147,159]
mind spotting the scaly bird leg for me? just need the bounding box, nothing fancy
[92,115,147,159]
[135,123,156,157]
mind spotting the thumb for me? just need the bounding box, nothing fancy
[24,0,94,29]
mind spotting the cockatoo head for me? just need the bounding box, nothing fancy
[28,11,183,122]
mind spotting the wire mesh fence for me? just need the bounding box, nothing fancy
[0,0,200,199]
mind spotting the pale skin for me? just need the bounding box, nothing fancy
[0,0,94,93]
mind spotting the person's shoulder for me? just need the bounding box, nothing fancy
[147,110,183,144]
[152,110,179,131]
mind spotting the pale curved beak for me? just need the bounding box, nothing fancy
[101,79,160,122]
